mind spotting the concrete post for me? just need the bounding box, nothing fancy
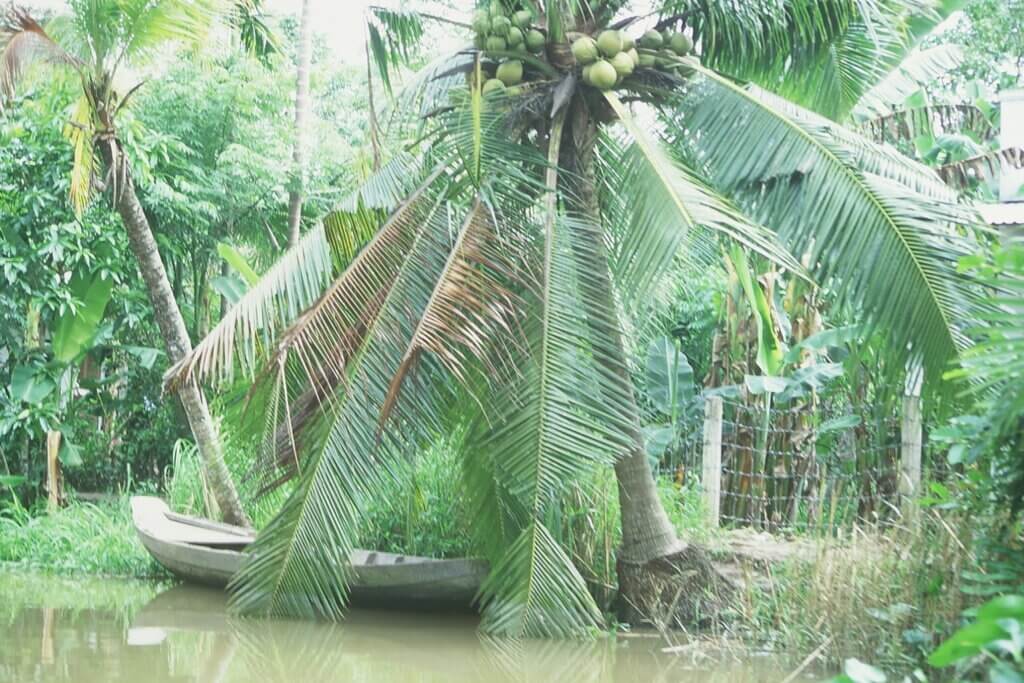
[899,395,923,524]
[702,396,724,528]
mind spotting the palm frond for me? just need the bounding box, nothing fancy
[379,198,521,428]
[464,116,624,638]
[231,122,541,618]
[674,68,987,388]
[663,0,940,121]
[231,0,280,62]
[119,0,227,63]
[230,170,457,619]
[600,91,800,305]
[381,49,474,133]
[249,167,451,488]
[64,94,96,215]
[852,44,965,120]
[338,149,424,212]
[323,206,385,271]
[777,14,907,120]
[258,100,545,486]
[367,7,425,96]
[0,7,78,106]
[478,521,605,637]
[164,223,334,390]
[466,206,615,636]
[658,0,926,92]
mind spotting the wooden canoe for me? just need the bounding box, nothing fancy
[130,496,488,610]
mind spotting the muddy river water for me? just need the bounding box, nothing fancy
[0,573,802,682]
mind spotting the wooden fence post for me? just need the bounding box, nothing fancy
[899,395,922,524]
[702,396,723,528]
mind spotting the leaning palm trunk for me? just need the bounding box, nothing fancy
[568,103,731,625]
[108,148,250,528]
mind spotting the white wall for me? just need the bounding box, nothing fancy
[1000,89,1024,203]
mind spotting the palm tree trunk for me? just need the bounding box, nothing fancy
[286,0,313,249]
[112,160,251,528]
[567,102,679,558]
[568,100,730,626]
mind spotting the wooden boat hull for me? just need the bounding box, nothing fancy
[131,497,487,610]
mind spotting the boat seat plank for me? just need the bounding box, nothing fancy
[132,496,256,548]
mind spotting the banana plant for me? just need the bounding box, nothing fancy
[640,335,699,471]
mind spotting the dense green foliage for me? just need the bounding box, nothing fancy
[0,0,1022,677]
[0,10,367,504]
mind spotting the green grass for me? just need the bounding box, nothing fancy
[358,440,475,558]
[0,497,166,579]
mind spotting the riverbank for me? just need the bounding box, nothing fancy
[0,487,975,676]
[0,498,164,579]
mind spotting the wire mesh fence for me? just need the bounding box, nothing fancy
[659,396,914,536]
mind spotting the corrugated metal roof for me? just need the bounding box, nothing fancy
[978,203,1024,225]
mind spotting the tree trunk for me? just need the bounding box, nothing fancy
[286,0,313,249]
[567,99,731,628]
[218,259,231,321]
[111,158,250,528]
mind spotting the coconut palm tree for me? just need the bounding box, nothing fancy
[167,0,986,636]
[0,1,253,526]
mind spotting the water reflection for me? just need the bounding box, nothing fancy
[0,574,794,682]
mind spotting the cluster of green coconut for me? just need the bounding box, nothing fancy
[573,27,697,91]
[470,2,698,96]
[472,3,546,95]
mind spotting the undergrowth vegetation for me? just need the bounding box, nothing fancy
[0,497,162,578]
[740,513,974,669]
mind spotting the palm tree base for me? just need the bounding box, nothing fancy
[615,542,735,629]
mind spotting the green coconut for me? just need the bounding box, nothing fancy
[488,1,504,17]
[525,28,545,53]
[485,35,507,53]
[482,78,506,95]
[639,29,663,49]
[610,51,634,78]
[655,50,675,68]
[627,47,639,66]
[622,33,635,51]
[571,36,599,64]
[496,59,523,85]
[588,59,618,90]
[512,9,532,29]
[581,63,593,84]
[472,10,490,35]
[490,15,510,36]
[596,30,623,58]
[507,26,524,46]
[668,32,693,55]
[637,51,656,68]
